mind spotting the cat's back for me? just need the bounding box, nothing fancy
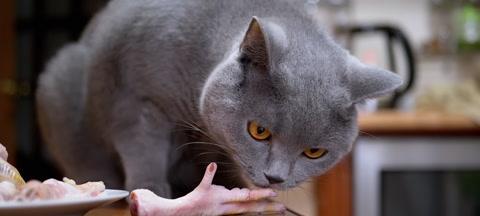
[84,0,311,58]
[81,0,315,108]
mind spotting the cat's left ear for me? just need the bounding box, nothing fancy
[239,17,270,71]
[347,56,403,103]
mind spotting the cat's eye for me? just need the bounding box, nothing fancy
[248,121,272,141]
[303,148,328,159]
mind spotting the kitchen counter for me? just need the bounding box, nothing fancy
[358,111,480,135]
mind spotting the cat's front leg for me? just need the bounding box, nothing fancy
[114,127,173,197]
[110,101,174,198]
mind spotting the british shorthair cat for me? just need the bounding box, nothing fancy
[37,0,402,198]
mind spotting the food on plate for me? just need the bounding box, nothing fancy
[0,143,105,202]
[11,178,105,202]
[0,146,25,187]
[0,181,17,201]
[129,163,285,216]
[0,144,8,161]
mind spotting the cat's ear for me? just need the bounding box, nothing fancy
[347,56,403,103]
[239,17,269,71]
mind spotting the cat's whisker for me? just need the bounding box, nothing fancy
[176,122,237,149]
[359,130,379,139]
[175,120,211,137]
[175,120,199,129]
[172,121,196,129]
[196,158,235,164]
[179,120,217,142]
[193,150,232,158]
[195,158,235,165]
[174,121,262,194]
[176,120,241,158]
[171,128,208,136]
[194,149,234,161]
[185,121,206,132]
[173,122,199,132]
[172,122,217,143]
[175,141,234,154]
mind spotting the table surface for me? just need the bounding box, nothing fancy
[86,202,130,216]
[358,111,480,135]
[86,111,480,215]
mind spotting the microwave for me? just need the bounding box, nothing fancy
[354,136,480,216]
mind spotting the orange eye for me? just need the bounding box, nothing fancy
[248,121,272,141]
[303,148,328,159]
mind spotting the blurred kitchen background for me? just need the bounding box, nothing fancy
[0,0,479,216]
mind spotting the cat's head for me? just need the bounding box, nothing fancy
[199,17,402,189]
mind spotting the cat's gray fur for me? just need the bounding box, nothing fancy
[36,0,402,198]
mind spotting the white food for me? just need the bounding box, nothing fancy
[0,142,105,202]
[7,178,106,202]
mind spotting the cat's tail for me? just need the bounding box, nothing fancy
[36,43,89,175]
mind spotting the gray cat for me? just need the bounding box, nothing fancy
[36,0,401,198]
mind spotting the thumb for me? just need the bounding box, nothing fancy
[198,162,217,189]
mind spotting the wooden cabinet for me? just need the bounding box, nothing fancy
[316,111,480,216]
[317,154,352,216]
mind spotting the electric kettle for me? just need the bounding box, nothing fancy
[337,24,416,109]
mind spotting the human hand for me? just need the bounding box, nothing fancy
[130,162,285,216]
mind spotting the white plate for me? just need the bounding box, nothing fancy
[0,189,129,216]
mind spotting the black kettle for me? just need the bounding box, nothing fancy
[337,24,416,109]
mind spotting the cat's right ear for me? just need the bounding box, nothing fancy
[347,56,403,103]
[239,17,269,72]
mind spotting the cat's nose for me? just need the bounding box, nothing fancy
[264,173,285,184]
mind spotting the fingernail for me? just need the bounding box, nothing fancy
[129,192,137,201]
[209,162,216,172]
[270,191,277,197]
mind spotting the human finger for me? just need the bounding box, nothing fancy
[197,162,217,189]
[221,188,277,203]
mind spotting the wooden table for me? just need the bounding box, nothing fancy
[86,201,130,216]
[87,111,480,216]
